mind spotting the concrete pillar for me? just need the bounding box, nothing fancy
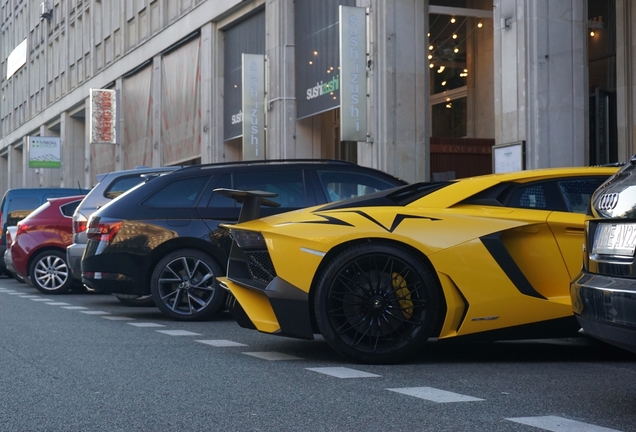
[152,55,163,166]
[11,141,23,188]
[265,0,298,159]
[367,0,429,183]
[84,97,92,188]
[61,111,86,188]
[115,78,124,171]
[494,0,588,168]
[200,23,213,165]
[616,0,635,159]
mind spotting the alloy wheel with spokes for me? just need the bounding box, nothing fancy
[29,250,74,294]
[150,249,226,321]
[314,243,440,364]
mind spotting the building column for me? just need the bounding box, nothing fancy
[84,97,92,188]
[616,0,636,159]
[200,22,213,165]
[494,0,588,168]
[115,78,124,171]
[366,0,429,183]
[60,111,85,188]
[152,55,163,166]
[265,0,298,159]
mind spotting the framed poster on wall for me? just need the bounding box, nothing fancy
[493,141,525,173]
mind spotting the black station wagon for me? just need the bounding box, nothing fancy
[81,159,406,321]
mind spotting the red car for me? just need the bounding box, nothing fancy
[12,195,86,294]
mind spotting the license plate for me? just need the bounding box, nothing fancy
[592,223,636,256]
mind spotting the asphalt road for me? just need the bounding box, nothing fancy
[1,276,635,432]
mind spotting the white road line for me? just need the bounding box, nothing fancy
[0,290,17,293]
[30,298,54,302]
[243,352,302,361]
[196,340,248,347]
[7,292,26,295]
[307,367,381,379]
[19,295,42,298]
[80,311,110,315]
[45,302,71,306]
[155,330,201,336]
[61,306,89,310]
[506,416,622,432]
[127,322,165,328]
[386,387,484,403]
[101,316,136,321]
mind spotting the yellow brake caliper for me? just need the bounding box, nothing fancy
[393,273,413,319]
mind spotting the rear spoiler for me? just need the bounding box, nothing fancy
[213,188,280,223]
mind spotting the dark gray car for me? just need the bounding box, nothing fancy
[571,157,636,354]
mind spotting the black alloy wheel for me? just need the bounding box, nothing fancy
[314,243,440,364]
[150,249,226,321]
[29,250,74,294]
[113,294,156,307]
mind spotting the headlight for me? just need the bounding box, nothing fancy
[230,229,266,249]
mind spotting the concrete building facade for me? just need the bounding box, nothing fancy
[0,0,631,192]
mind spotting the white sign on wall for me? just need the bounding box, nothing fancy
[493,141,525,173]
[89,89,117,144]
[339,6,368,142]
[28,136,61,169]
[7,38,27,80]
[241,54,265,160]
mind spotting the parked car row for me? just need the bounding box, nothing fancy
[4,160,635,363]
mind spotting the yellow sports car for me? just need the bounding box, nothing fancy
[217,167,619,364]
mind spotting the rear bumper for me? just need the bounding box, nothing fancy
[571,272,636,354]
[218,276,314,340]
[67,243,85,280]
[82,272,148,295]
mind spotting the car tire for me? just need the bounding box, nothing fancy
[314,243,440,364]
[113,294,156,307]
[10,271,26,284]
[150,249,226,321]
[29,250,74,294]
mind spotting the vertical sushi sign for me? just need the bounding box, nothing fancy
[90,88,117,144]
[28,136,61,169]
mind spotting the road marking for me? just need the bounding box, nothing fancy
[80,311,110,315]
[61,306,89,310]
[45,302,71,305]
[387,387,484,403]
[19,295,42,298]
[155,330,201,336]
[101,316,136,321]
[7,292,26,295]
[30,298,54,302]
[243,352,302,361]
[0,289,16,292]
[196,340,248,347]
[506,416,622,432]
[127,322,165,328]
[307,367,381,379]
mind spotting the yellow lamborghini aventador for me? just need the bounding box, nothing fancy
[217,166,619,364]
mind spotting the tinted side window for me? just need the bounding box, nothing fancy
[207,173,234,207]
[60,200,82,217]
[233,170,306,208]
[7,197,41,225]
[558,178,605,214]
[104,175,147,199]
[317,170,399,202]
[143,176,210,208]
[510,184,548,210]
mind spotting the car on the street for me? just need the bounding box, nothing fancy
[0,187,90,277]
[12,195,86,294]
[571,157,636,354]
[4,226,25,283]
[81,159,407,321]
[67,166,180,306]
[218,166,618,364]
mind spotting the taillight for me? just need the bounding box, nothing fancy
[73,213,88,234]
[5,230,12,245]
[86,217,123,243]
[16,223,28,237]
